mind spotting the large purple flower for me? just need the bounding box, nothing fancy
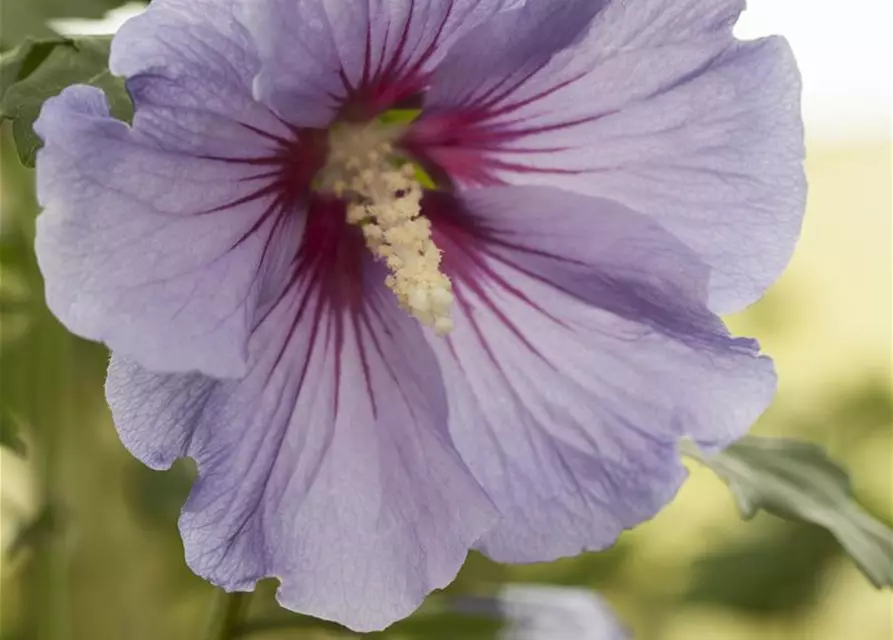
[33,0,804,631]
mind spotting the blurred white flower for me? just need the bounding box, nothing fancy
[48,2,146,36]
[498,585,630,640]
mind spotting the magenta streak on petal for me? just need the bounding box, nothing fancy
[423,191,566,361]
[471,70,588,126]
[258,195,378,420]
[184,115,382,426]
[340,2,457,119]
[423,195,579,482]
[426,190,736,352]
[402,57,613,187]
[192,126,328,241]
[403,104,589,186]
[360,298,429,429]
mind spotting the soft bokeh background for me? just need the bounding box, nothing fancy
[1,1,891,638]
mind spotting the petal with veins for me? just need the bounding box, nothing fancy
[34,86,307,377]
[423,186,776,561]
[241,0,521,126]
[110,0,290,156]
[105,203,495,632]
[416,0,805,313]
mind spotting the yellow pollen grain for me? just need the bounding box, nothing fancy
[322,126,454,335]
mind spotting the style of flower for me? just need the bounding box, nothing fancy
[34,0,805,631]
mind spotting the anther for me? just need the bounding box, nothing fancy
[319,124,454,334]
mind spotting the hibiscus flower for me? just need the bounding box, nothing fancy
[34,0,805,631]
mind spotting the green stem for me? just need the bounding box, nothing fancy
[202,591,252,640]
[25,316,72,640]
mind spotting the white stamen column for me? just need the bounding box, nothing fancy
[324,127,454,335]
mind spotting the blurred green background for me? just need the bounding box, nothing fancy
[0,1,891,639]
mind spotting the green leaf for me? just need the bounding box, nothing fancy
[0,36,131,167]
[1,39,62,92]
[0,407,27,456]
[684,436,893,588]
